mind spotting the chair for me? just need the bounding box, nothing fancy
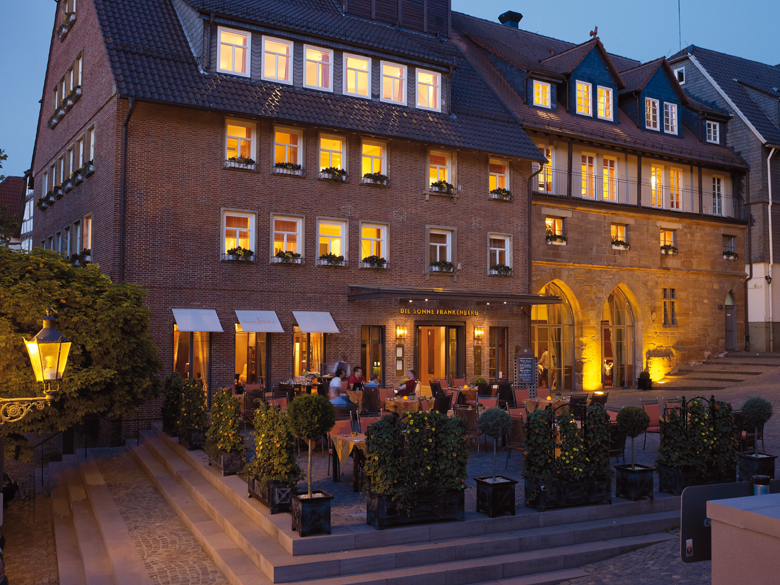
[451,390,462,407]
[362,387,380,414]
[508,406,526,419]
[438,379,450,391]
[663,397,681,415]
[378,387,394,403]
[359,415,382,434]
[590,391,609,407]
[454,407,481,455]
[569,391,589,423]
[605,405,621,423]
[341,379,349,392]
[452,378,466,388]
[608,422,627,463]
[734,410,757,453]
[513,388,530,408]
[505,415,526,468]
[640,398,662,448]
[429,381,443,397]
[433,393,452,415]
[327,419,355,478]
[420,398,431,412]
[480,397,499,409]
[477,383,492,397]
[268,397,288,410]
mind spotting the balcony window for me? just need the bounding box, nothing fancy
[575,81,592,116]
[581,154,595,198]
[645,98,659,130]
[225,121,255,165]
[319,136,345,170]
[223,211,255,256]
[706,121,720,144]
[304,46,333,91]
[273,216,302,257]
[262,37,292,84]
[664,103,678,134]
[533,81,551,108]
[489,159,509,192]
[669,169,682,210]
[651,165,664,207]
[381,62,406,105]
[602,157,617,201]
[344,54,371,98]
[536,147,553,192]
[318,220,346,259]
[597,86,612,120]
[713,176,724,216]
[416,69,441,112]
[218,27,250,77]
[361,223,387,261]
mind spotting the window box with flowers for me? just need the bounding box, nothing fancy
[316,253,346,267]
[84,160,95,177]
[661,244,678,255]
[57,12,76,39]
[272,250,302,265]
[224,247,254,262]
[204,388,247,476]
[70,250,91,266]
[63,178,74,193]
[361,255,388,269]
[71,168,84,185]
[546,234,567,246]
[273,162,303,176]
[318,167,347,182]
[429,260,455,273]
[430,180,454,195]
[62,86,81,111]
[723,251,738,260]
[225,156,256,171]
[52,185,64,200]
[489,264,512,277]
[488,188,512,202]
[36,196,51,211]
[360,173,388,187]
[611,239,630,251]
[48,109,63,129]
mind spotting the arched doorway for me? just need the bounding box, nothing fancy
[725,292,737,351]
[602,288,634,388]
[532,282,575,392]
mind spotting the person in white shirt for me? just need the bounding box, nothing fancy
[539,349,550,388]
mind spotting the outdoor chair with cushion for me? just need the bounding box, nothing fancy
[663,397,681,415]
[450,390,462,407]
[361,387,380,414]
[640,398,662,448]
[438,379,450,391]
[341,380,349,392]
[359,415,382,433]
[378,387,394,403]
[734,411,757,452]
[605,405,621,423]
[569,391,590,423]
[420,398,431,412]
[508,406,526,419]
[452,378,466,388]
[268,397,288,410]
[513,388,530,407]
[480,397,499,409]
[433,393,452,414]
[505,415,526,468]
[454,407,481,455]
[429,381,443,397]
[608,422,627,463]
[477,383,491,397]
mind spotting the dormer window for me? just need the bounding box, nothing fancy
[381,62,407,106]
[674,67,685,84]
[576,81,592,116]
[664,103,678,134]
[706,121,720,144]
[344,54,371,99]
[597,86,613,120]
[416,69,441,112]
[304,46,333,92]
[262,37,292,84]
[533,81,551,108]
[218,27,250,77]
[645,98,659,131]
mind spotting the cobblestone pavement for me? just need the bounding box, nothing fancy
[94,448,227,585]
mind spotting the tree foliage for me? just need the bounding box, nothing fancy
[161,373,184,429]
[205,388,245,456]
[245,401,302,490]
[0,248,162,459]
[178,379,208,434]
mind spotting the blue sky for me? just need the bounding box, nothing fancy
[1,0,778,177]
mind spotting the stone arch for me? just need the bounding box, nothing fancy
[600,285,638,389]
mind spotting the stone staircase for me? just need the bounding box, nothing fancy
[111,425,682,585]
[658,351,780,392]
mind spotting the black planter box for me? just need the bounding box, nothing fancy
[162,417,178,436]
[524,476,612,512]
[738,453,777,481]
[291,491,334,537]
[476,476,518,518]
[248,478,295,514]
[208,449,245,476]
[657,464,735,495]
[637,377,652,390]
[367,489,465,530]
[615,464,655,501]
[179,428,206,451]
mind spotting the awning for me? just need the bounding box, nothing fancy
[347,285,562,305]
[172,309,224,332]
[293,311,340,333]
[235,310,285,333]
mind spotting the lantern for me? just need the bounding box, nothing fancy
[24,308,71,395]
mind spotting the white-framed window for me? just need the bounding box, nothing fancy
[429,150,452,185]
[217,27,250,77]
[713,176,724,216]
[429,229,452,263]
[361,140,386,176]
[575,81,592,116]
[674,67,685,84]
[223,211,256,255]
[488,234,511,268]
[272,215,303,256]
[319,135,345,170]
[59,156,66,185]
[274,128,303,166]
[225,120,256,162]
[75,54,82,87]
[597,86,613,120]
[343,54,371,98]
[723,235,736,253]
[645,98,660,130]
[43,170,48,194]
[660,228,675,247]
[581,154,596,198]
[611,224,627,243]
[67,147,74,178]
[380,62,407,106]
[304,45,333,91]
[533,80,551,108]
[76,136,84,167]
[489,159,509,191]
[706,121,720,144]
[602,157,617,201]
[545,216,564,237]
[318,219,346,258]
[21,238,32,252]
[536,146,553,193]
[669,168,682,210]
[87,125,95,161]
[49,165,56,187]
[21,199,33,234]
[651,165,664,207]
[83,214,92,249]
[74,220,81,251]
[416,69,441,112]
[262,36,292,84]
[361,223,387,261]
[55,231,62,253]
[64,227,71,257]
[664,103,678,134]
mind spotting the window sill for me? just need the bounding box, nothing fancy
[488,269,513,277]
[611,244,630,251]
[270,257,304,265]
[488,193,513,202]
[317,172,347,182]
[57,13,76,40]
[224,161,257,172]
[547,240,567,246]
[272,167,304,177]
[360,178,389,187]
[222,254,255,262]
[315,259,348,267]
[359,262,389,269]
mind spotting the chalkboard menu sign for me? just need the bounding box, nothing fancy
[515,349,538,386]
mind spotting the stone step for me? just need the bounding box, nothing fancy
[674,368,762,375]
[725,352,780,359]
[473,569,589,584]
[51,461,87,585]
[704,361,780,367]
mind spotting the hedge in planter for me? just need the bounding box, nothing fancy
[475,407,516,517]
[364,410,468,529]
[161,372,184,436]
[204,388,247,475]
[615,406,654,501]
[739,397,775,480]
[245,401,302,513]
[178,379,208,451]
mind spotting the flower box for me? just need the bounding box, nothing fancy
[248,478,295,515]
[224,159,257,171]
[315,258,347,267]
[547,240,566,246]
[53,186,63,199]
[223,253,254,262]
[430,186,454,195]
[273,166,303,177]
[611,243,630,251]
[63,180,73,193]
[36,198,49,211]
[48,115,59,129]
[85,162,95,176]
[291,491,334,537]
[360,176,388,187]
[271,256,303,265]
[360,261,388,269]
[367,489,465,530]
[723,253,738,260]
[207,449,245,476]
[488,191,512,201]
[489,265,512,277]
[429,265,455,273]
[73,172,84,185]
[524,476,612,512]
[738,453,777,482]
[476,476,518,518]
[657,464,735,496]
[318,170,347,182]
[615,464,655,501]
[179,428,206,451]
[660,247,678,255]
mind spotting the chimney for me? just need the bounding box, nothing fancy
[498,11,523,28]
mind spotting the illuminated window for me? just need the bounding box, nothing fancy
[611,224,627,243]
[262,37,292,84]
[223,211,255,255]
[272,216,302,255]
[274,129,302,166]
[429,150,451,185]
[361,223,387,260]
[602,157,617,201]
[597,86,612,120]
[235,324,267,386]
[536,146,553,193]
[381,62,406,105]
[663,288,677,326]
[669,168,682,210]
[576,81,592,116]
[533,80,551,108]
[319,136,345,170]
[304,46,333,91]
[645,98,659,130]
[581,154,595,198]
[664,103,678,134]
[344,54,371,98]
[318,220,346,258]
[83,214,92,250]
[545,216,564,237]
[218,27,250,77]
[293,326,324,377]
[416,69,441,111]
[489,159,509,191]
[429,229,452,263]
[660,229,675,247]
[651,165,664,207]
[706,121,720,144]
[361,141,386,176]
[489,235,511,268]
[225,120,255,163]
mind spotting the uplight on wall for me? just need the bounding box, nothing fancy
[396,324,407,339]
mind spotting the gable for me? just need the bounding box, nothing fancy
[639,66,682,136]
[571,46,622,90]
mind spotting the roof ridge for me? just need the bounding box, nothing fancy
[538,38,596,63]
[619,56,664,73]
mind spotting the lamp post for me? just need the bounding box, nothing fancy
[0,308,71,424]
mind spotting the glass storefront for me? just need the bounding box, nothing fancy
[361,326,384,383]
[531,283,574,391]
[602,288,634,388]
[235,324,267,387]
[293,326,324,376]
[173,324,211,394]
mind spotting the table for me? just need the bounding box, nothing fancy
[460,388,478,402]
[525,398,570,415]
[346,390,364,413]
[331,433,367,492]
[384,397,420,415]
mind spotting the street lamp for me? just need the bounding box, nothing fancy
[0,308,71,424]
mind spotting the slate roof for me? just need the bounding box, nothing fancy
[92,0,546,162]
[0,177,25,226]
[618,58,687,104]
[670,45,780,146]
[683,90,731,119]
[539,38,626,89]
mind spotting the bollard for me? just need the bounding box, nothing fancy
[753,475,770,496]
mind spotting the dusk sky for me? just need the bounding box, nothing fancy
[1,0,778,177]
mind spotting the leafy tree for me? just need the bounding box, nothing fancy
[0,148,6,182]
[0,247,162,460]
[287,394,335,497]
[616,406,650,469]
[0,149,19,245]
[477,407,511,480]
[205,387,245,456]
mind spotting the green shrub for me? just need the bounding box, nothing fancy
[245,401,302,490]
[161,373,184,428]
[178,378,207,435]
[743,397,772,454]
[287,394,336,496]
[616,406,650,467]
[473,377,488,385]
[205,388,246,457]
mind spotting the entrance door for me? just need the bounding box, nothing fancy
[725,293,737,351]
[416,324,465,393]
[602,288,634,389]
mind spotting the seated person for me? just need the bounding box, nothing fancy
[328,369,354,406]
[348,366,366,389]
[396,370,418,397]
[364,373,379,388]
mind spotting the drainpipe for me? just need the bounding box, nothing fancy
[119,97,137,283]
[527,163,545,295]
[768,147,777,351]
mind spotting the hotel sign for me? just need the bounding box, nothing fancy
[400,308,479,316]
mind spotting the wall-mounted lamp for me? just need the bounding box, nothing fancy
[396,324,407,340]
[474,326,485,343]
[651,311,657,322]
[766,275,772,284]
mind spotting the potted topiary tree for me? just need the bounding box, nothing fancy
[246,401,303,514]
[287,394,336,536]
[177,379,208,450]
[161,372,184,436]
[204,388,247,476]
[614,406,654,500]
[637,370,652,390]
[738,397,776,480]
[475,407,517,517]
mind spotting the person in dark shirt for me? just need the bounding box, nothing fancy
[396,370,417,397]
